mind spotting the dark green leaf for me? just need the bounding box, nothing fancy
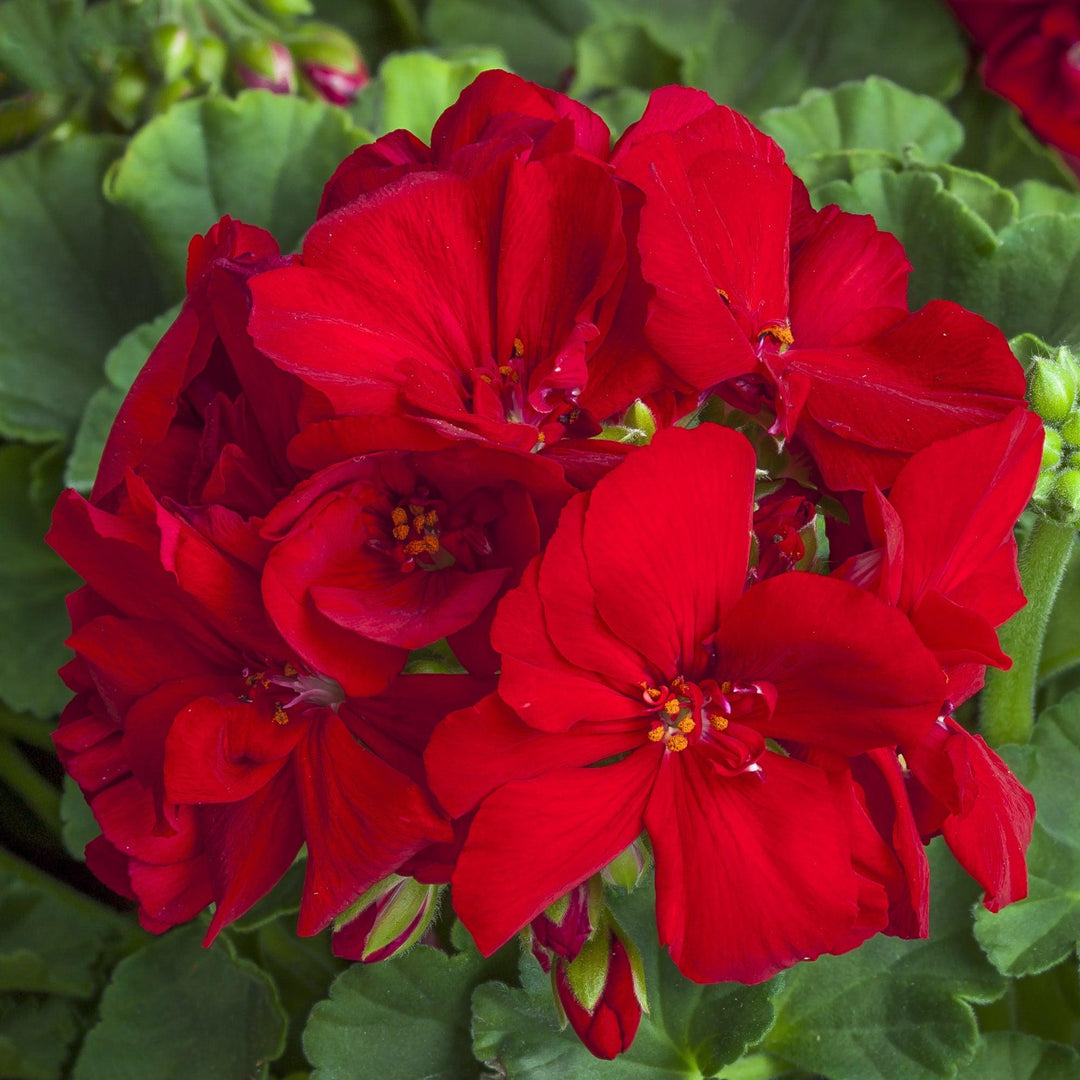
[0,996,82,1080]
[955,1033,1080,1080]
[73,923,287,1080]
[759,77,964,165]
[1040,538,1080,684]
[59,776,99,862]
[974,693,1080,977]
[105,92,369,296]
[0,0,89,93]
[305,937,513,1080]
[570,22,682,97]
[0,444,79,718]
[686,0,967,115]
[472,881,777,1078]
[762,842,1006,1080]
[0,136,165,442]
[65,305,180,494]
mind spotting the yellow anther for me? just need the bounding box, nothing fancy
[720,681,734,695]
[423,535,440,554]
[663,699,681,716]
[677,717,695,734]
[391,507,408,526]
[645,686,662,702]
[498,364,514,377]
[272,703,289,725]
[513,337,525,358]
[709,713,729,732]
[647,726,665,743]
[667,734,689,752]
[283,662,297,677]
[671,676,687,694]
[245,670,264,687]
[404,540,427,556]
[717,288,730,303]
[413,514,426,531]
[763,324,794,347]
[425,510,438,526]
[392,524,410,541]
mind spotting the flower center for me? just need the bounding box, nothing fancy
[239,662,345,723]
[641,675,771,775]
[389,500,455,572]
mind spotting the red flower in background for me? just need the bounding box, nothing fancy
[948,0,1080,164]
[428,425,949,983]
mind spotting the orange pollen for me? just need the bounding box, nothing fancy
[663,699,682,717]
[677,717,695,734]
[535,431,546,444]
[647,726,665,743]
[709,713,729,732]
[245,671,263,687]
[272,702,289,725]
[513,337,525,358]
[479,373,492,384]
[425,510,438,526]
[644,686,662,702]
[391,507,408,526]
[667,733,689,752]
[404,539,431,556]
[392,524,410,541]
[720,681,734,695]
[283,662,297,677]
[671,676,687,694]
[413,514,426,531]
[423,534,440,554]
[717,288,730,303]
[764,324,794,347]
[497,364,514,377]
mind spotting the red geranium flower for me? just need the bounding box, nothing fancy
[427,424,948,983]
[612,88,1027,491]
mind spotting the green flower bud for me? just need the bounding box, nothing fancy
[256,0,315,16]
[1053,469,1080,521]
[1062,413,1080,449]
[105,58,150,127]
[193,36,228,88]
[1027,345,1080,423]
[601,838,651,890]
[149,24,195,82]
[150,76,195,115]
[1043,427,1064,470]
[332,875,440,963]
[233,38,296,94]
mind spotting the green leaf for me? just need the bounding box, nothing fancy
[759,77,964,166]
[0,135,166,442]
[65,304,181,494]
[305,935,514,1080]
[762,842,1005,1080]
[570,21,682,97]
[950,77,1079,191]
[59,775,99,862]
[425,0,592,85]
[0,0,90,93]
[472,881,777,1078]
[1015,180,1080,220]
[974,692,1080,977]
[0,444,79,718]
[73,923,287,1080]
[955,1033,1080,1080]
[0,996,81,1080]
[687,0,967,115]
[105,92,369,296]
[373,47,509,141]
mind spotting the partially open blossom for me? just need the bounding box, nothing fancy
[233,39,296,95]
[290,24,368,106]
[331,875,441,962]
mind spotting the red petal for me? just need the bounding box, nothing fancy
[646,748,864,983]
[451,747,658,955]
[586,426,756,677]
[719,573,946,754]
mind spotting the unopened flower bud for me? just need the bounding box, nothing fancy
[1053,469,1080,521]
[1062,413,1080,448]
[149,24,195,82]
[290,24,368,105]
[234,39,296,95]
[1028,345,1080,423]
[601,838,651,890]
[193,36,228,88]
[150,77,195,115]
[530,882,593,971]
[257,0,315,16]
[1043,427,1064,470]
[105,57,150,127]
[331,875,440,963]
[554,922,646,1060]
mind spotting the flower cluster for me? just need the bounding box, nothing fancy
[948,0,1080,169]
[50,71,1041,1059]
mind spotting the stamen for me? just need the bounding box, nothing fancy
[422,535,440,554]
[425,510,438,526]
[720,681,733,695]
[643,685,662,703]
[677,717,695,734]
[667,734,689,752]
[513,337,525,358]
[412,514,426,531]
[392,524,410,540]
[283,662,297,677]
[663,699,681,716]
[762,324,794,347]
[709,713,729,732]
[647,726,665,743]
[391,508,408,526]
[272,702,289,725]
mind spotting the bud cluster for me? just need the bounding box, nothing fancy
[1021,337,1080,525]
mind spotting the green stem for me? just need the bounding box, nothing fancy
[0,705,56,753]
[981,516,1077,746]
[0,736,60,833]
[382,0,422,46]
[717,1054,792,1080]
